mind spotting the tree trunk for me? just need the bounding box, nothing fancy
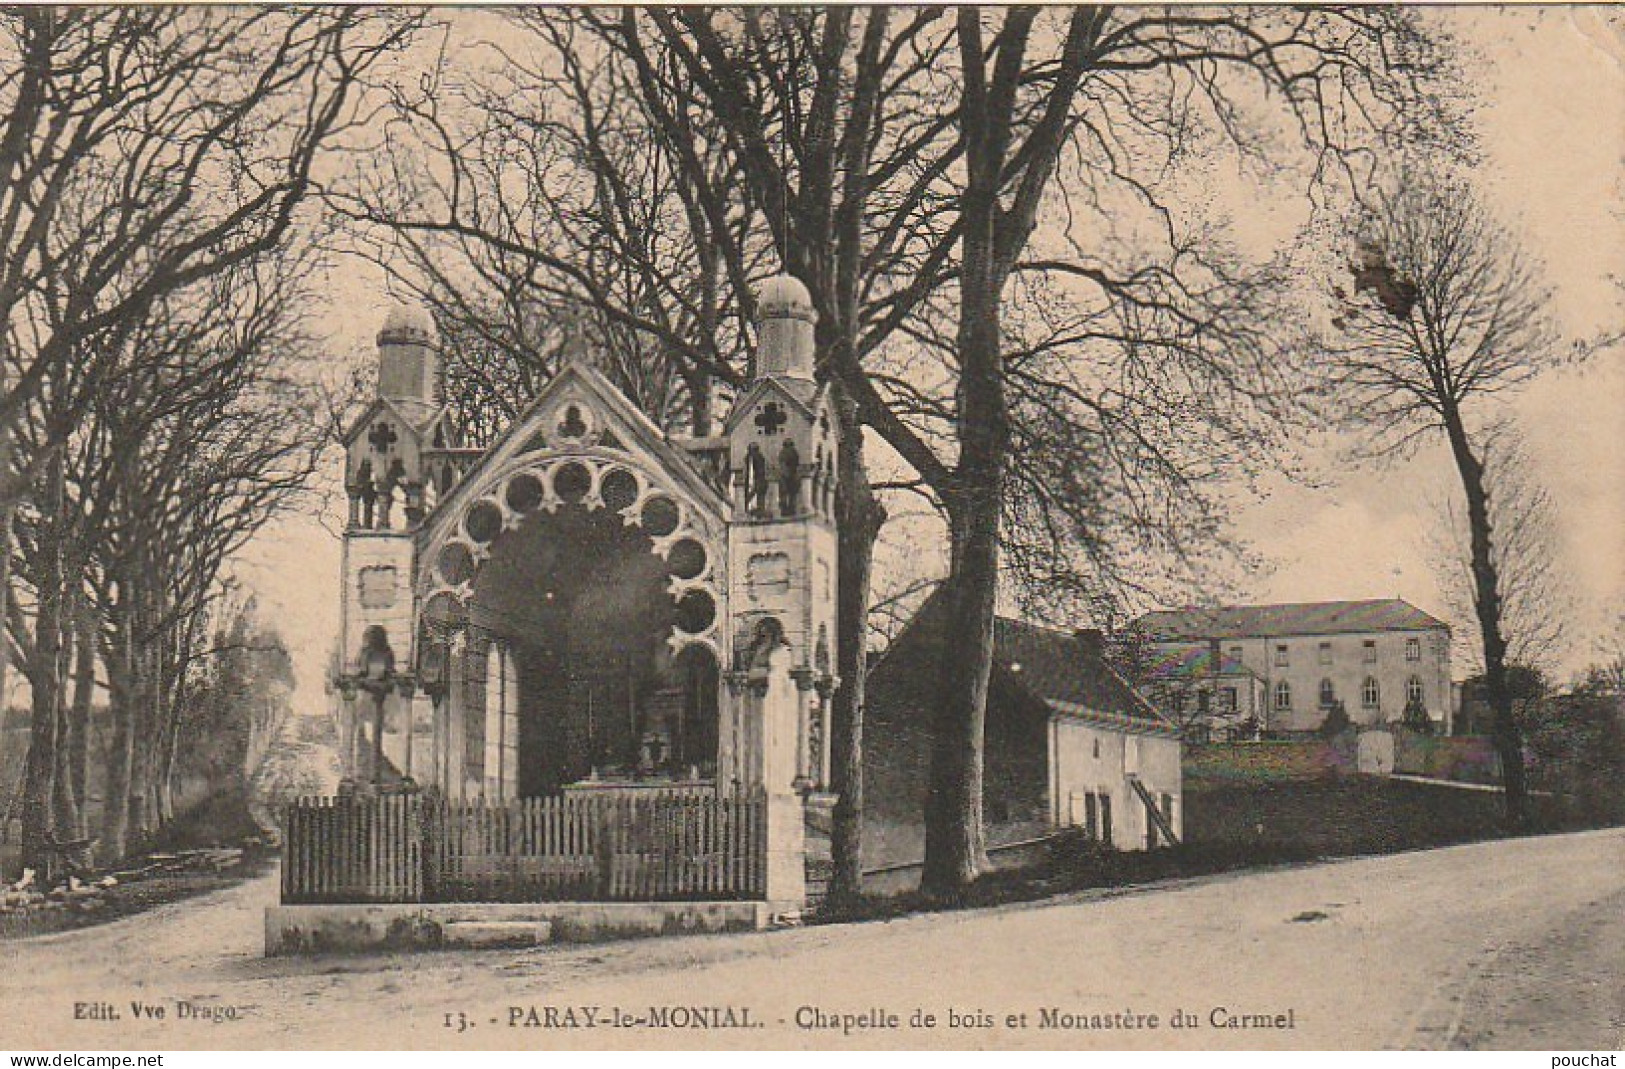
[826,384,883,906]
[128,643,158,844]
[68,595,96,842]
[685,365,714,437]
[921,502,1000,896]
[1442,410,1529,826]
[922,194,1008,895]
[0,443,12,741]
[156,670,182,824]
[101,657,134,863]
[19,449,69,873]
[101,581,139,862]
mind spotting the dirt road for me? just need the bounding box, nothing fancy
[2,827,1620,1051]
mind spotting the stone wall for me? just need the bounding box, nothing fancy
[1393,731,1502,785]
[1184,738,1357,785]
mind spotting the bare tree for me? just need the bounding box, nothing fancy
[337,7,1461,897]
[333,11,760,437]
[94,275,323,860]
[0,8,418,732]
[1428,427,1573,679]
[1329,167,1574,824]
[4,246,325,870]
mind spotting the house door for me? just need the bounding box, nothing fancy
[1100,793,1113,846]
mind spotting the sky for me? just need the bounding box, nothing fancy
[239,6,1625,712]
[1229,7,1625,676]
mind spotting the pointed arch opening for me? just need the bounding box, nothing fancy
[456,495,721,796]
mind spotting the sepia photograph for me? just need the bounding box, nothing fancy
[0,4,1620,1055]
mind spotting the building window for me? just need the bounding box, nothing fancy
[1407,675,1424,706]
[1362,677,1380,709]
[1406,637,1421,662]
[1197,689,1211,715]
[1220,687,1237,713]
[1228,645,1243,664]
[1274,644,1288,667]
[1363,640,1377,664]
[1092,738,1100,760]
[1319,678,1335,707]
[1318,641,1333,666]
[1275,680,1292,711]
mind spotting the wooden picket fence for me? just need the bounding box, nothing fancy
[281,789,766,905]
[281,792,423,904]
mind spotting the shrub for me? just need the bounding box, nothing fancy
[1402,694,1435,735]
[1317,699,1352,739]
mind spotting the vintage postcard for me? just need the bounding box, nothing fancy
[0,5,1621,1055]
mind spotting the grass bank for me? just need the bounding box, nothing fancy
[819,776,1593,924]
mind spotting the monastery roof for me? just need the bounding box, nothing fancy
[1142,645,1260,682]
[1136,599,1448,641]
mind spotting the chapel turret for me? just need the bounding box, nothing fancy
[376,303,440,404]
[719,272,840,798]
[755,273,816,381]
[343,304,447,533]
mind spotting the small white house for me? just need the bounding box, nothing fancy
[863,596,1184,862]
[1048,669,1184,851]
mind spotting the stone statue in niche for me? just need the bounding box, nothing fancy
[777,438,801,517]
[748,616,787,670]
[743,442,769,515]
[377,456,406,529]
[354,458,376,528]
[559,403,587,439]
[404,480,425,525]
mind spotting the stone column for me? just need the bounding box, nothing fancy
[339,691,361,780]
[791,666,814,790]
[719,671,747,793]
[406,687,435,784]
[734,641,806,909]
[429,689,444,790]
[448,633,468,800]
[815,676,837,791]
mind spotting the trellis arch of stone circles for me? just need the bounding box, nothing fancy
[418,448,726,664]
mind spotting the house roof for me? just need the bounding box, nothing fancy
[1136,599,1448,641]
[872,590,1177,736]
[1143,644,1259,682]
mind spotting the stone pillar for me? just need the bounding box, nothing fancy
[339,692,361,779]
[447,633,468,800]
[733,640,806,909]
[407,689,434,782]
[791,666,814,789]
[719,671,745,793]
[763,791,807,911]
[815,676,836,791]
[429,690,444,790]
